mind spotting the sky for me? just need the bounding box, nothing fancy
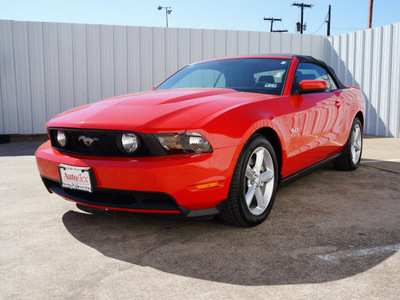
[1,0,400,36]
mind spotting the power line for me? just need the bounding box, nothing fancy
[311,11,328,34]
[311,17,327,34]
[332,27,365,30]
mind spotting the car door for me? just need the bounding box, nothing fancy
[287,62,344,170]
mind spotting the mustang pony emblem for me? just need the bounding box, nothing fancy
[78,136,99,147]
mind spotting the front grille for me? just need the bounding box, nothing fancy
[49,128,164,157]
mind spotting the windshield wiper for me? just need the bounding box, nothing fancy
[233,88,272,94]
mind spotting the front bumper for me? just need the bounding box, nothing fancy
[35,141,238,215]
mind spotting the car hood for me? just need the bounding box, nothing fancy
[48,88,277,132]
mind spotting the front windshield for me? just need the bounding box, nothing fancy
[156,58,291,95]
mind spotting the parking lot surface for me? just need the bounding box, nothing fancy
[1,136,399,299]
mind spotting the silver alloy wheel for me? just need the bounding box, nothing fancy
[351,123,362,164]
[244,147,275,216]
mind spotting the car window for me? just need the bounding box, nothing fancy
[156,58,291,96]
[170,69,226,89]
[254,70,286,84]
[293,62,337,93]
[328,74,338,90]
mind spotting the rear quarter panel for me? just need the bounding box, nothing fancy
[339,87,366,134]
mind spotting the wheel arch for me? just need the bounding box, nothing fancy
[355,111,364,129]
[253,127,283,174]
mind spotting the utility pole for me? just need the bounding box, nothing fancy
[263,17,288,33]
[327,5,331,36]
[292,3,312,34]
[264,17,281,32]
[368,0,374,28]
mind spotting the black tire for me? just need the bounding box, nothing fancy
[219,135,279,227]
[333,117,363,171]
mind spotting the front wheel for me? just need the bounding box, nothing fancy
[219,135,279,227]
[333,117,363,171]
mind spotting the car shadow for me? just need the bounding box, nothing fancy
[62,164,400,286]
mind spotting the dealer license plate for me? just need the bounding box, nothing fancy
[59,164,94,193]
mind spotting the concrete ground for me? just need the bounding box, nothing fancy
[0,136,399,299]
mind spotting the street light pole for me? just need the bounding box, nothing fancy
[158,5,172,28]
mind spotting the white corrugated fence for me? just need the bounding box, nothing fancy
[0,20,399,137]
[326,23,400,138]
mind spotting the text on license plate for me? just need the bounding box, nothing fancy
[59,164,93,193]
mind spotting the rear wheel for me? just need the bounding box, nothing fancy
[219,135,278,227]
[333,117,363,171]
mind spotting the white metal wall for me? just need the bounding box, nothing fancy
[326,23,400,138]
[2,20,399,138]
[0,20,325,135]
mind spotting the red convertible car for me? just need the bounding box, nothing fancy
[35,55,365,226]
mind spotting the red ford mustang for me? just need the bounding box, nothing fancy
[35,55,365,226]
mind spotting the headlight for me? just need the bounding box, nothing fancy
[121,133,139,153]
[154,133,212,154]
[56,130,67,147]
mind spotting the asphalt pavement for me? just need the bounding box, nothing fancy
[0,136,399,299]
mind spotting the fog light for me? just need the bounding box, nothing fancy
[121,133,139,153]
[57,131,67,147]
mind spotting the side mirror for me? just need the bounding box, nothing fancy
[298,80,327,94]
